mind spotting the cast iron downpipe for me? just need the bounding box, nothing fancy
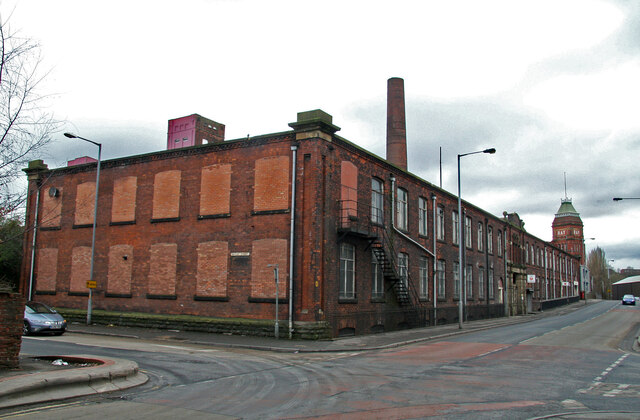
[288,145,298,339]
[28,185,41,301]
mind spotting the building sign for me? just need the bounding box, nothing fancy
[562,281,570,287]
[573,281,578,286]
[527,274,536,284]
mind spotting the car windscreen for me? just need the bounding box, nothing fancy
[26,303,56,314]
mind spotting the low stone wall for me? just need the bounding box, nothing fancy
[0,293,26,369]
[540,296,580,311]
[58,308,332,340]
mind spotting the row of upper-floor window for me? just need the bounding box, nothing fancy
[521,241,576,274]
[370,177,504,256]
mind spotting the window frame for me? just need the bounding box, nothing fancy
[465,216,472,248]
[418,197,428,237]
[398,252,409,288]
[396,188,408,231]
[453,262,460,299]
[371,251,383,299]
[478,269,485,299]
[371,178,384,225]
[339,243,356,300]
[419,256,429,299]
[437,206,445,241]
[487,226,493,254]
[437,260,446,299]
[452,211,459,245]
[466,264,473,299]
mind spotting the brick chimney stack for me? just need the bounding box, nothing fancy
[386,77,407,171]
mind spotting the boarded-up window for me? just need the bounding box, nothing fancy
[36,248,58,292]
[70,246,91,293]
[254,156,289,212]
[107,244,133,295]
[340,161,358,224]
[200,164,231,216]
[148,243,178,296]
[250,238,288,298]
[112,176,137,223]
[152,170,181,220]
[196,241,228,297]
[74,182,95,226]
[41,187,62,228]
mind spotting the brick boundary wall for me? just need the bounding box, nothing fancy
[0,293,26,369]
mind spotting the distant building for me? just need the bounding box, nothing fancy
[611,276,640,300]
[20,79,581,338]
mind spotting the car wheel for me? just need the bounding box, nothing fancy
[23,321,31,336]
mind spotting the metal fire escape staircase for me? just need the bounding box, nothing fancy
[338,199,423,312]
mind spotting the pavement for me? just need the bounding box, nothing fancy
[1,299,637,411]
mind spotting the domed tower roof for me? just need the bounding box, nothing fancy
[555,198,580,218]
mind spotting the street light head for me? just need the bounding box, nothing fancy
[613,197,623,201]
[483,148,496,154]
[64,132,78,139]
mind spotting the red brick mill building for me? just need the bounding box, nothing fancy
[20,78,581,338]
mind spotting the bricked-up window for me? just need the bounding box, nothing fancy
[419,256,428,299]
[497,230,502,256]
[111,176,137,223]
[340,161,358,223]
[148,243,178,297]
[339,243,355,299]
[371,178,383,225]
[466,264,473,298]
[371,251,383,299]
[196,241,228,297]
[452,211,459,245]
[437,260,446,298]
[479,269,485,299]
[254,156,290,212]
[41,187,62,228]
[74,181,96,226]
[396,188,408,230]
[70,246,91,293]
[465,216,472,248]
[152,170,181,220]
[437,206,445,241]
[398,252,408,288]
[36,248,58,292]
[488,268,495,299]
[453,262,460,299]
[250,238,288,299]
[418,197,428,236]
[107,244,133,295]
[488,226,493,254]
[477,223,483,251]
[200,164,231,216]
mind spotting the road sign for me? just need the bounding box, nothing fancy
[86,281,97,289]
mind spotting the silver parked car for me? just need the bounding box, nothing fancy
[23,301,67,335]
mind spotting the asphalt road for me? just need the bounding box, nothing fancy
[5,300,640,419]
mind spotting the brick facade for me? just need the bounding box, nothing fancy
[20,109,581,337]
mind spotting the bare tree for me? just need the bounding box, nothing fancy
[0,10,59,218]
[586,247,614,299]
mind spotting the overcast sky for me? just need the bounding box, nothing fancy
[5,0,640,270]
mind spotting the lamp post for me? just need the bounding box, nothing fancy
[457,147,495,329]
[64,133,101,325]
[613,197,640,201]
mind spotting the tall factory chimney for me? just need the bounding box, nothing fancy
[386,77,407,171]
